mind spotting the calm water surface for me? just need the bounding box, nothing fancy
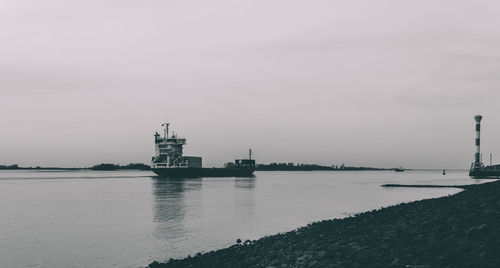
[0,170,492,268]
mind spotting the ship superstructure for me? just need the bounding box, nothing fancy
[152,123,201,169]
[151,122,254,177]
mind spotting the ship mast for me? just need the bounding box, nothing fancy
[249,148,252,160]
[162,122,169,139]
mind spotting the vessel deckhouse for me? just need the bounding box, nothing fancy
[152,123,201,169]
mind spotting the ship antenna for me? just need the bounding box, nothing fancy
[249,148,252,160]
[162,122,169,139]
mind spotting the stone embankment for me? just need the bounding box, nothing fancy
[149,180,500,268]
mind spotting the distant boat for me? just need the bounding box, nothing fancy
[394,167,405,172]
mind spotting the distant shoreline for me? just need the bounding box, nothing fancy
[0,163,151,171]
[0,167,468,172]
[0,163,467,172]
[1,163,390,171]
[0,167,405,172]
[255,163,391,171]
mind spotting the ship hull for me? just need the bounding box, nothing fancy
[469,169,500,178]
[152,167,255,178]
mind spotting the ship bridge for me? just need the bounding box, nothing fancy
[152,123,201,169]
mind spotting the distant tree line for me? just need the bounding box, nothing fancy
[255,163,386,171]
[1,162,393,171]
[90,163,151,171]
[0,164,19,169]
[0,163,150,170]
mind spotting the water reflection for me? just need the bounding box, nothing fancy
[151,177,202,239]
[234,176,256,189]
[234,177,256,220]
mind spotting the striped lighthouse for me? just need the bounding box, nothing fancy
[473,115,483,169]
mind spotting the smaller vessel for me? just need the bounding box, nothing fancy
[469,164,500,178]
[151,123,255,178]
[394,167,405,172]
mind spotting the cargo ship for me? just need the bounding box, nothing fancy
[151,123,255,178]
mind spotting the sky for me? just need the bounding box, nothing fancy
[2,0,500,169]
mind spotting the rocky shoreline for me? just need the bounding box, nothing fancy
[148,180,500,268]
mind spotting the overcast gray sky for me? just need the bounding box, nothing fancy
[2,0,500,168]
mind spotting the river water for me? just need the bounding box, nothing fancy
[0,170,491,268]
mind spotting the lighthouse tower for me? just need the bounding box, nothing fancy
[473,115,483,170]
